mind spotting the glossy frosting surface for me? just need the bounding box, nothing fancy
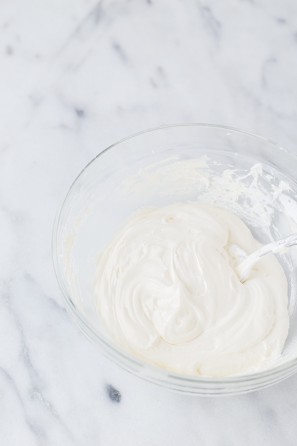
[95,203,289,377]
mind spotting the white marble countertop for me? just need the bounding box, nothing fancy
[1,0,297,444]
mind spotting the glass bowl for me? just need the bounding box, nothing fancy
[53,124,297,395]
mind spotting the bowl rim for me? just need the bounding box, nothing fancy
[52,123,297,391]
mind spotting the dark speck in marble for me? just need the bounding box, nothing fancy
[92,2,102,24]
[106,384,121,403]
[264,407,277,421]
[150,66,166,89]
[198,5,221,41]
[276,17,287,25]
[28,93,43,107]
[150,77,158,89]
[146,0,153,4]
[156,65,165,78]
[5,45,13,56]
[112,41,129,64]
[261,56,277,87]
[86,1,102,26]
[266,56,277,64]
[74,108,85,118]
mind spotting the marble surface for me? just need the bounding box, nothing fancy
[1,0,297,444]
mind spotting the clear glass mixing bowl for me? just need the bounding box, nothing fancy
[53,124,297,395]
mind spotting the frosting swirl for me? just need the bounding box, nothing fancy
[95,203,289,377]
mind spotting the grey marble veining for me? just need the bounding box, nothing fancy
[1,0,297,444]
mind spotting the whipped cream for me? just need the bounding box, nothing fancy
[95,203,289,377]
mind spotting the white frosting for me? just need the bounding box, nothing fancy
[95,203,289,377]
